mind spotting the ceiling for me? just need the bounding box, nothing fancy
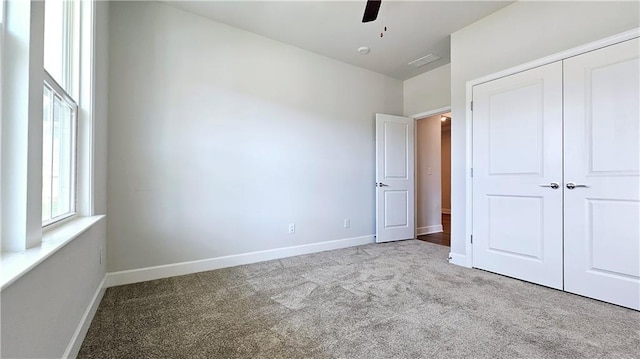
[164,1,511,80]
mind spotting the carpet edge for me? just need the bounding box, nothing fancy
[63,275,107,359]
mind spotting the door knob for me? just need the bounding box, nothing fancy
[566,182,588,190]
[538,182,560,189]
[376,183,389,187]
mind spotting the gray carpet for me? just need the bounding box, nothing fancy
[78,240,640,358]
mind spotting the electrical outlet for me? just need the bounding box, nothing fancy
[288,224,295,234]
[344,218,350,228]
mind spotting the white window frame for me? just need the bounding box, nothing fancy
[0,0,6,233]
[42,0,81,227]
[0,0,5,238]
[44,0,79,97]
[42,71,79,227]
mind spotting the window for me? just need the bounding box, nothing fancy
[42,81,77,224]
[0,0,4,234]
[42,0,79,226]
[0,0,4,64]
[44,0,79,96]
[0,0,5,121]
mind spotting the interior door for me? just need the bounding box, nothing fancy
[472,62,564,289]
[375,114,415,243]
[563,38,640,310]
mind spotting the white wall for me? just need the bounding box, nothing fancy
[93,0,109,215]
[449,1,640,256]
[403,63,450,116]
[107,2,403,272]
[0,2,109,357]
[416,115,442,234]
[441,126,451,212]
[0,220,107,358]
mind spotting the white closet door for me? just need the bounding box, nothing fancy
[472,62,564,289]
[564,38,640,310]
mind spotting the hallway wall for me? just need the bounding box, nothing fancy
[416,114,442,235]
[441,124,451,213]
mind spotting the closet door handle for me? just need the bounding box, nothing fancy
[539,182,559,189]
[566,182,588,190]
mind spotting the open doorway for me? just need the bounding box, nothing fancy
[415,112,451,246]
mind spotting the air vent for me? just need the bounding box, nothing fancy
[408,53,441,68]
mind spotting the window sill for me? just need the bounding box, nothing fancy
[0,215,105,291]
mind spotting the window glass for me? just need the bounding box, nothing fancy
[44,0,66,88]
[42,88,53,220]
[53,98,74,217]
[42,87,76,224]
[0,0,5,26]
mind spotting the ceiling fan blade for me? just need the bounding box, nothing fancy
[362,0,381,23]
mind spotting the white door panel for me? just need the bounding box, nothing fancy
[376,114,415,243]
[487,195,544,260]
[472,62,564,289]
[563,38,640,310]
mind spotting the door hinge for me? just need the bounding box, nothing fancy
[470,168,473,177]
[470,234,473,244]
[470,101,473,111]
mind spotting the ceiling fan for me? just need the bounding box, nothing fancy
[362,0,382,23]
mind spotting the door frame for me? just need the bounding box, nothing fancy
[410,106,451,240]
[461,27,640,269]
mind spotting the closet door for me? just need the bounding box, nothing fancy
[564,38,640,310]
[472,62,563,289]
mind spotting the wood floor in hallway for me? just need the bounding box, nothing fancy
[417,214,450,247]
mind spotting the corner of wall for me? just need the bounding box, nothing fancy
[403,63,452,117]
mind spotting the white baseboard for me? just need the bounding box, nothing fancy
[106,235,375,288]
[442,209,451,214]
[417,225,443,236]
[63,276,106,359]
[448,252,470,268]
